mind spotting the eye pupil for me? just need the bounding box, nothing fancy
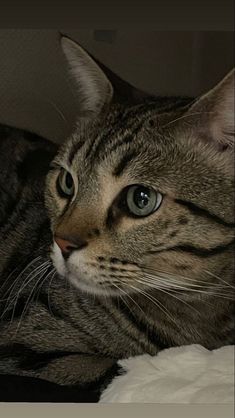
[134,188,150,209]
[125,184,162,217]
[65,172,73,189]
[57,169,75,198]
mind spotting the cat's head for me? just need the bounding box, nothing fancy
[45,36,234,298]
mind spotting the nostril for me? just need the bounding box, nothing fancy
[63,244,77,258]
[61,247,74,260]
[54,235,88,259]
[66,244,76,252]
[55,237,77,255]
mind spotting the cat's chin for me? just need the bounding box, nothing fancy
[50,242,121,297]
[67,272,121,297]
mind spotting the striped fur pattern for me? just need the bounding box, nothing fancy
[0,38,234,391]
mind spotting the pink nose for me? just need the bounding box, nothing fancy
[54,237,78,257]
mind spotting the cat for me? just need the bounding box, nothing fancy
[0,36,234,400]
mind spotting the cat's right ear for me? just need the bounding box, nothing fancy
[61,36,113,117]
[185,68,234,151]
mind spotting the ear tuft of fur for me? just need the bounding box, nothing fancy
[61,36,113,117]
[188,69,234,150]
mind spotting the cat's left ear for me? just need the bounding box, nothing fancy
[61,36,113,117]
[187,69,234,150]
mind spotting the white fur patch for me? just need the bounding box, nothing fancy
[51,242,119,297]
[50,242,66,277]
[100,344,234,403]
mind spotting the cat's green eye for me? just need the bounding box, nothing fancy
[126,185,162,217]
[57,168,75,198]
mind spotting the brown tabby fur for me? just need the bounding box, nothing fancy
[0,37,234,393]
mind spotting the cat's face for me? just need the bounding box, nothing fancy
[45,37,234,298]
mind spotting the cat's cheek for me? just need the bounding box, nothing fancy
[50,242,67,277]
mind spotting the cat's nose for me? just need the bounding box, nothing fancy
[54,235,87,259]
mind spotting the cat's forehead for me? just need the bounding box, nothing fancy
[60,100,228,190]
[70,111,158,175]
[64,111,186,200]
[71,104,177,167]
[53,100,233,221]
[58,115,191,200]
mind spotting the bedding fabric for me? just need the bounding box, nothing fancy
[100,344,234,403]
[0,344,233,402]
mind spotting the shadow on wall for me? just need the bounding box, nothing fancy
[0,30,234,144]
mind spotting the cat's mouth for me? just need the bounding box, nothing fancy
[67,270,122,296]
[50,241,123,296]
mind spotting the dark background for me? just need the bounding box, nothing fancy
[0,30,234,143]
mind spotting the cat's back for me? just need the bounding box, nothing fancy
[0,124,57,275]
[0,124,57,186]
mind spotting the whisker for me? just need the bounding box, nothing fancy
[0,256,43,303]
[162,110,216,128]
[138,273,234,300]
[203,270,235,289]
[138,271,206,292]
[45,98,68,124]
[140,267,232,295]
[30,90,69,125]
[7,262,50,325]
[125,282,179,327]
[136,277,202,314]
[12,268,51,338]
[21,265,54,318]
[47,270,57,319]
[142,266,226,288]
[34,267,56,306]
[2,260,50,321]
[112,282,146,316]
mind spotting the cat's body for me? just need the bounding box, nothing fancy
[0,98,199,385]
[0,37,234,398]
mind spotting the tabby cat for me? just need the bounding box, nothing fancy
[0,36,234,398]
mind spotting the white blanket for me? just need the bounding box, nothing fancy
[100,344,234,403]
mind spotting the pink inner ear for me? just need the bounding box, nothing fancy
[210,111,234,149]
[186,69,234,151]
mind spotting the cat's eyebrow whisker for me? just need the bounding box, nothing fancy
[162,110,216,128]
[45,99,68,124]
[30,90,69,125]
